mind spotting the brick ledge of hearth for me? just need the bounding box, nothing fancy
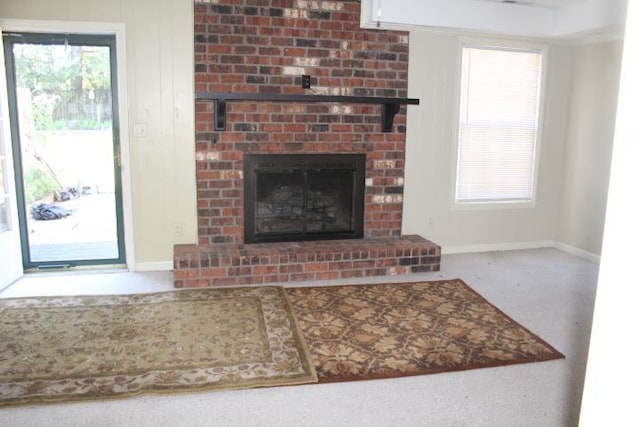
[173,235,441,288]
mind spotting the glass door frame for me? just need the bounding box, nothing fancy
[0,26,23,287]
[3,31,126,269]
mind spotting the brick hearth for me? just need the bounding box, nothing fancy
[175,235,440,288]
[173,0,441,287]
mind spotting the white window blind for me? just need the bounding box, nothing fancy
[455,45,543,203]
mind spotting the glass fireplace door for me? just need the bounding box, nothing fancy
[244,153,365,244]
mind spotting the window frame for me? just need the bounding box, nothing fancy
[451,37,548,210]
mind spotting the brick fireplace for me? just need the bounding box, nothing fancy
[173,0,440,287]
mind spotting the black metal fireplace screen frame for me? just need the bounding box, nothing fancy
[243,153,366,244]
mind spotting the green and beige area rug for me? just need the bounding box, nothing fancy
[0,279,563,407]
[287,279,564,383]
[0,287,316,407]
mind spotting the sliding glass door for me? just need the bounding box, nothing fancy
[3,32,125,269]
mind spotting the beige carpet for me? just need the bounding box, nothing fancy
[287,279,564,383]
[0,287,317,407]
[0,279,565,406]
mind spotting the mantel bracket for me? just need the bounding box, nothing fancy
[197,92,420,133]
[214,98,226,131]
[382,103,402,133]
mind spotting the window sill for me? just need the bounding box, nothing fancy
[451,199,536,211]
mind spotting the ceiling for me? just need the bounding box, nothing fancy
[362,0,627,40]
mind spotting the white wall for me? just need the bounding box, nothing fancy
[579,1,639,423]
[402,31,573,251]
[557,40,623,256]
[1,0,197,269]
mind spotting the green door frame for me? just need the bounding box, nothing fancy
[2,31,126,269]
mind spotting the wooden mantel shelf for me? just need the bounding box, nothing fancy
[195,92,420,132]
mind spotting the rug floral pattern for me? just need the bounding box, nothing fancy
[0,287,316,406]
[286,279,564,382]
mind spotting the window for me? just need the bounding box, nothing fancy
[455,43,544,204]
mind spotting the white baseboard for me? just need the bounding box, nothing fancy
[134,261,174,272]
[442,241,555,255]
[442,240,600,263]
[550,242,601,263]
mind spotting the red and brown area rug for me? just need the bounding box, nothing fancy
[286,279,564,383]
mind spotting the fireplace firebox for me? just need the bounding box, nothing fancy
[243,154,366,244]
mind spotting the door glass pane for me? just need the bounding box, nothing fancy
[255,172,305,235]
[1,92,10,232]
[0,154,8,232]
[12,42,119,262]
[306,171,354,233]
